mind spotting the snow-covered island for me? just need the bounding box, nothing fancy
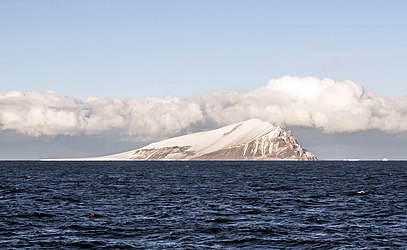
[99,119,317,161]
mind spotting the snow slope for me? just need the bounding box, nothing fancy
[103,119,316,161]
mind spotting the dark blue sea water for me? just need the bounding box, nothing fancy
[1,161,407,249]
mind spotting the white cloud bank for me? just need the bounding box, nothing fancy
[204,76,407,133]
[1,76,406,138]
[0,92,203,138]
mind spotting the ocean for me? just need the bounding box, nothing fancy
[1,161,406,249]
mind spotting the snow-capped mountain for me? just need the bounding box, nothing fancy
[103,119,317,161]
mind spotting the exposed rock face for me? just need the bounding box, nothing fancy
[194,128,315,160]
[104,119,317,161]
[121,146,194,160]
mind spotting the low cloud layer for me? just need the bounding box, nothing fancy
[1,76,406,138]
[204,76,407,133]
[0,92,203,138]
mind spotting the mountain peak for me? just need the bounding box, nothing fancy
[104,119,317,161]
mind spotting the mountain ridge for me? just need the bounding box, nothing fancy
[103,119,317,161]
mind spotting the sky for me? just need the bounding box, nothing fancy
[0,0,406,160]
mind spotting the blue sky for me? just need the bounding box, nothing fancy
[1,1,407,159]
[1,0,406,99]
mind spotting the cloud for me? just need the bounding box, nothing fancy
[1,76,407,138]
[0,91,203,138]
[203,76,407,133]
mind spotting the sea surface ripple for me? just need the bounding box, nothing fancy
[1,161,407,249]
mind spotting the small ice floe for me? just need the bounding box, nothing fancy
[348,190,368,196]
[343,158,360,161]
